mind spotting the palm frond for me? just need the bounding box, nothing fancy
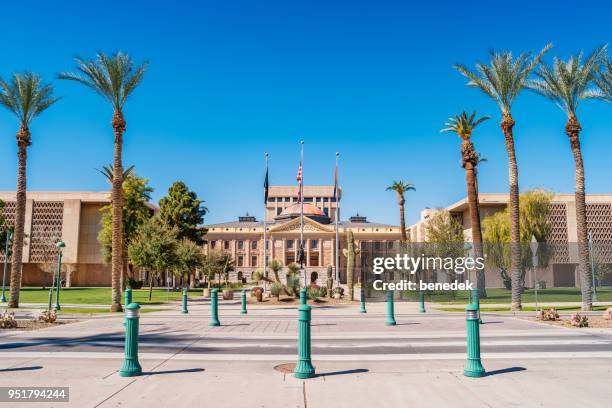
[59,52,148,112]
[440,111,489,139]
[454,44,553,113]
[0,72,59,126]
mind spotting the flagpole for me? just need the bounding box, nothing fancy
[263,153,268,292]
[300,141,305,287]
[335,152,340,286]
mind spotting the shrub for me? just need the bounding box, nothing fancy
[332,286,344,298]
[603,308,612,320]
[270,282,282,298]
[570,313,589,328]
[286,273,301,297]
[36,310,57,324]
[0,311,18,329]
[307,286,320,302]
[319,286,327,298]
[536,308,559,321]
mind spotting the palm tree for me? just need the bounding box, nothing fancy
[441,112,490,298]
[97,164,135,183]
[59,52,148,312]
[454,44,552,311]
[0,73,59,308]
[527,45,607,311]
[268,259,283,283]
[386,181,416,242]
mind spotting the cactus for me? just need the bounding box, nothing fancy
[342,230,360,301]
[326,265,333,297]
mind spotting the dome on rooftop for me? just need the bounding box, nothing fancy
[275,202,331,224]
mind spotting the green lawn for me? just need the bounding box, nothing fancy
[431,287,612,304]
[12,287,203,306]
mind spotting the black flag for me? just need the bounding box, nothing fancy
[264,165,269,204]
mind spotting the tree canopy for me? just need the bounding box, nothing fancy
[158,181,208,245]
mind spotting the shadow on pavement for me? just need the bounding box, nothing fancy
[143,368,205,376]
[317,368,369,378]
[0,366,43,372]
[485,367,526,377]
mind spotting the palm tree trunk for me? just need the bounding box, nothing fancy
[501,113,522,311]
[464,157,487,298]
[110,111,125,312]
[398,197,407,242]
[8,130,29,309]
[566,114,592,311]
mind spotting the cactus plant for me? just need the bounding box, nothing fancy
[326,265,333,297]
[342,230,360,300]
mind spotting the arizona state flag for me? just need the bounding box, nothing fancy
[264,165,269,204]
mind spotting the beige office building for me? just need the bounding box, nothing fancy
[409,193,612,288]
[0,192,111,287]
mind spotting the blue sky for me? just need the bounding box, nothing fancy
[0,0,611,226]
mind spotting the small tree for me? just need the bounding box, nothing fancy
[269,259,283,283]
[172,239,204,288]
[128,217,178,301]
[158,181,208,245]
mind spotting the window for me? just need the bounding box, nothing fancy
[237,256,244,267]
[237,240,244,250]
[323,208,329,216]
[210,241,217,249]
[309,253,319,267]
[251,240,258,250]
[374,241,383,251]
[251,255,258,267]
[310,239,318,250]
[276,208,282,215]
[287,239,294,249]
[224,241,230,250]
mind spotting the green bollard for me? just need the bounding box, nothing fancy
[463,303,485,377]
[472,287,482,324]
[359,288,367,313]
[125,288,132,306]
[241,289,247,314]
[209,288,220,326]
[181,289,188,314]
[294,288,315,379]
[419,291,426,313]
[300,287,307,305]
[119,303,142,377]
[385,290,396,326]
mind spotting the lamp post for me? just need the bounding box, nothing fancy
[530,235,539,311]
[1,229,12,303]
[54,241,65,311]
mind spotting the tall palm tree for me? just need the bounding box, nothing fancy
[0,73,59,308]
[386,181,416,242]
[454,44,552,311]
[593,59,612,101]
[527,45,607,311]
[441,111,490,298]
[59,52,148,312]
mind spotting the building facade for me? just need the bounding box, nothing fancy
[409,193,612,288]
[204,186,401,285]
[0,192,112,287]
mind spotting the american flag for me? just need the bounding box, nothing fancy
[296,163,303,203]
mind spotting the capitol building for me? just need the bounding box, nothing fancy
[204,186,401,285]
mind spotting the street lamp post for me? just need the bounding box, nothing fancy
[1,229,12,303]
[463,242,473,303]
[530,236,539,311]
[54,241,66,311]
[588,231,597,302]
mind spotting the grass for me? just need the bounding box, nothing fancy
[11,287,203,306]
[57,307,165,314]
[431,287,612,304]
[435,305,611,312]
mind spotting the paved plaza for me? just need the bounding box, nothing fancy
[1,299,612,407]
